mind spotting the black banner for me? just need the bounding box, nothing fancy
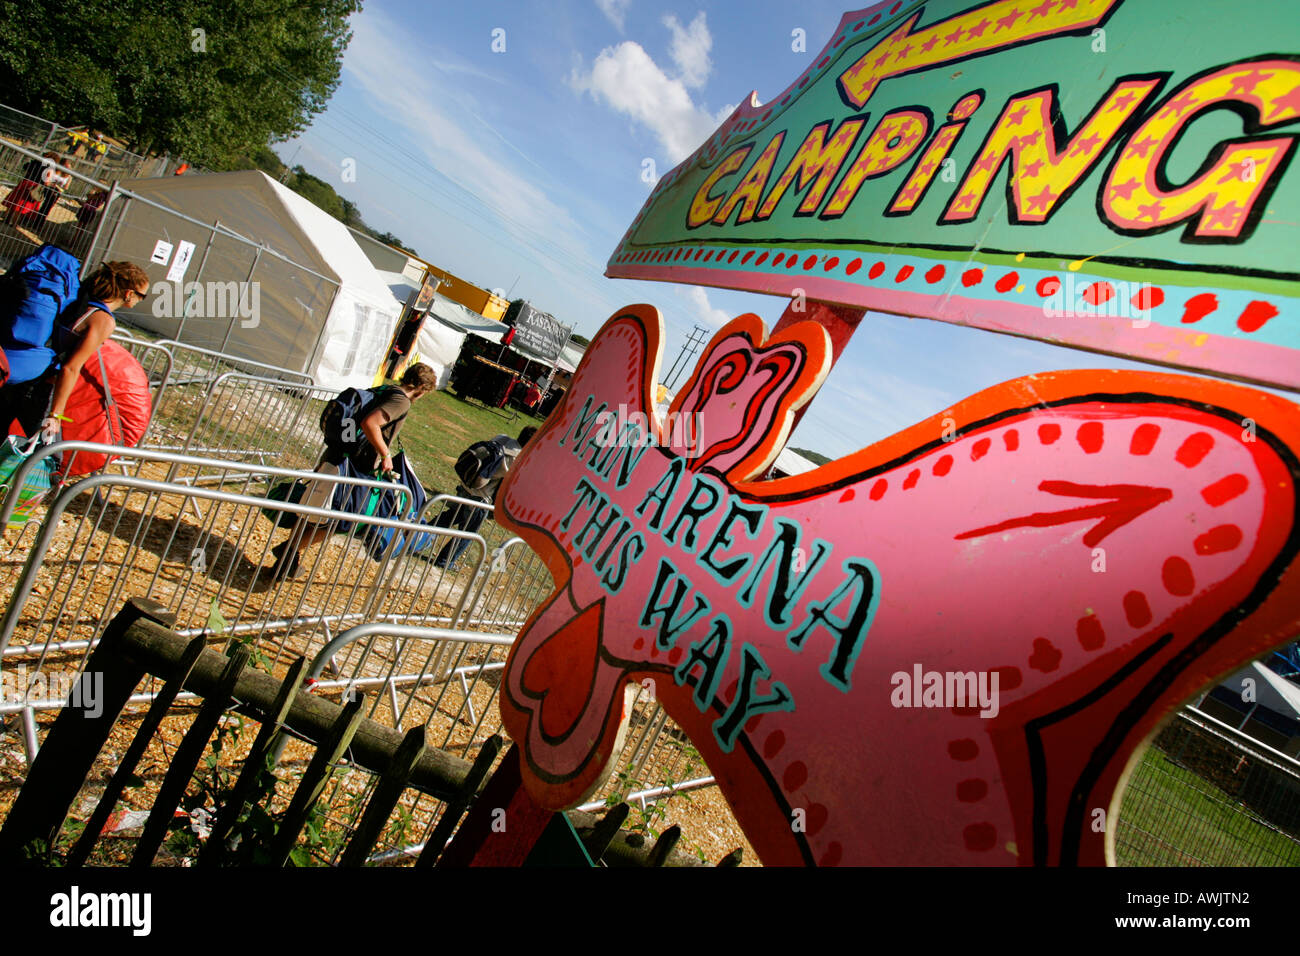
[507,302,570,363]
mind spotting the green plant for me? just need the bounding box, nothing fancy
[601,732,715,862]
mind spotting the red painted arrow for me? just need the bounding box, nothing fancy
[955,480,1172,547]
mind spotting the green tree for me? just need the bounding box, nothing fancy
[790,447,832,466]
[369,231,417,255]
[250,144,287,178]
[288,166,345,219]
[0,0,360,168]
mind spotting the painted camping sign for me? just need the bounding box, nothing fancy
[492,0,1300,867]
[606,0,1300,391]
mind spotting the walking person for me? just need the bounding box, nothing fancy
[432,425,537,570]
[267,363,438,580]
[0,259,150,442]
[38,156,72,223]
[3,152,56,224]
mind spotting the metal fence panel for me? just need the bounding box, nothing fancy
[0,454,509,680]
[1115,707,1300,866]
[0,137,342,383]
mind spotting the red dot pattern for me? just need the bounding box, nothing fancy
[1123,590,1152,628]
[1130,423,1160,455]
[1028,638,1061,672]
[1077,421,1104,453]
[1082,281,1114,305]
[1201,473,1248,507]
[957,779,988,802]
[763,730,785,758]
[1161,557,1194,596]
[1077,614,1105,651]
[948,739,978,760]
[1194,524,1243,555]
[963,823,997,852]
[1175,432,1214,468]
[608,248,1278,338]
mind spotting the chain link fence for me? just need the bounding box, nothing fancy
[1115,706,1300,866]
[0,103,190,182]
[1,137,341,383]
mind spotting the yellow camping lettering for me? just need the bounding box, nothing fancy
[1101,60,1300,239]
[821,108,931,219]
[754,117,868,219]
[712,132,787,226]
[943,78,1162,224]
[687,145,753,228]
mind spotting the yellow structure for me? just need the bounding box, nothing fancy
[422,266,509,320]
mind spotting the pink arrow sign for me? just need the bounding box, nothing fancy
[495,305,1300,865]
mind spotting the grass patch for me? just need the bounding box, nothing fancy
[1115,746,1300,866]
[396,388,546,496]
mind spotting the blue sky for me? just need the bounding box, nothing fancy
[276,0,1197,461]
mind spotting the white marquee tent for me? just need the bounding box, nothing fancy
[115,170,403,389]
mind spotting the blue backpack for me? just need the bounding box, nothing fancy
[319,385,399,455]
[0,245,83,385]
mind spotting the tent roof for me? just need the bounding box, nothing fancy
[377,268,421,305]
[119,169,401,312]
[1217,661,1300,718]
[424,292,578,373]
[426,292,507,342]
[559,341,584,373]
[774,446,818,476]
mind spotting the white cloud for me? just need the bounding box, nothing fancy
[663,12,711,88]
[596,0,631,32]
[687,286,731,328]
[570,13,725,163]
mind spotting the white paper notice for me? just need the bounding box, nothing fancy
[166,240,196,282]
[150,240,173,265]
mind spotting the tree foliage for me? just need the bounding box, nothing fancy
[790,447,832,466]
[0,0,359,168]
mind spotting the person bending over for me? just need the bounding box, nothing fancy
[268,363,438,580]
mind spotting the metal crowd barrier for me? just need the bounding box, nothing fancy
[0,449,546,739]
[106,333,321,458]
[158,371,335,471]
[296,621,716,864]
[1114,706,1300,866]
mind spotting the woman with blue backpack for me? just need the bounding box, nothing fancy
[0,254,150,443]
